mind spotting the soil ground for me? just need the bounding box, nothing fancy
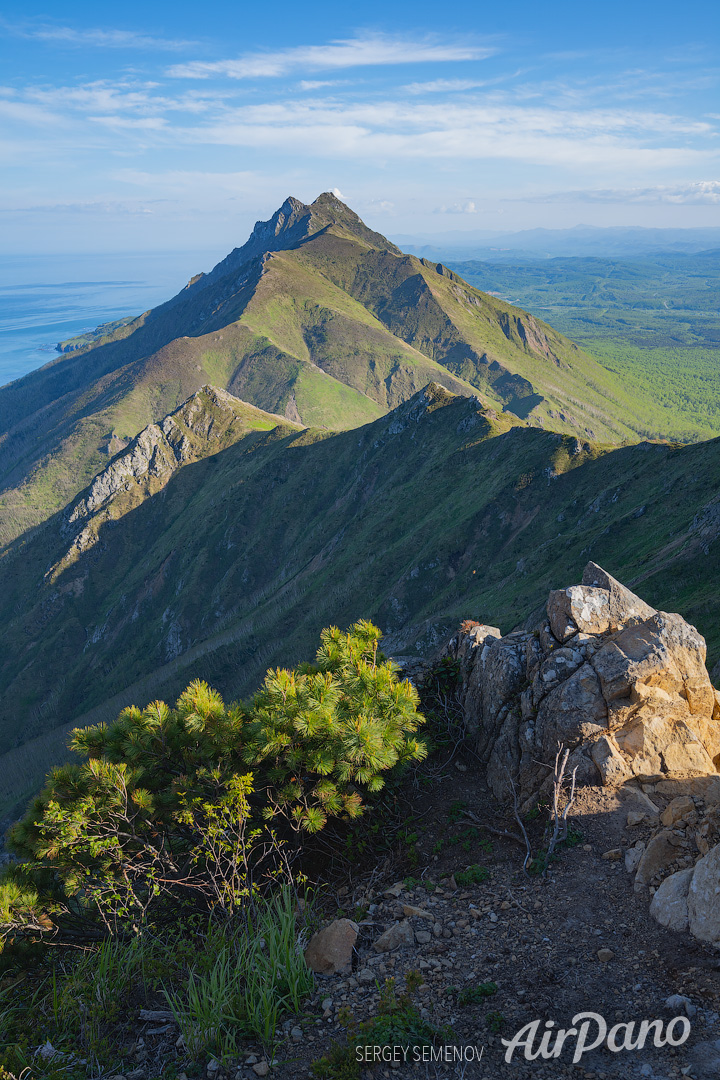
[132,754,720,1080]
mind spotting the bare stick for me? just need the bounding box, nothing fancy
[506,770,533,874]
[544,744,578,874]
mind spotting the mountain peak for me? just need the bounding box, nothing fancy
[191,193,399,294]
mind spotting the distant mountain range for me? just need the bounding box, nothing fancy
[2,195,720,820]
[393,225,720,261]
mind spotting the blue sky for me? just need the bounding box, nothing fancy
[2,0,720,252]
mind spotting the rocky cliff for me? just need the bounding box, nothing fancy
[441,562,720,948]
[443,561,720,807]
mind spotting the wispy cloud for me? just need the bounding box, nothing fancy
[24,81,225,116]
[524,181,720,204]
[167,33,496,80]
[436,199,479,213]
[403,79,487,95]
[4,20,194,51]
[298,80,346,91]
[0,198,167,214]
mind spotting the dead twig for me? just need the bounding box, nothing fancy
[544,745,578,873]
[505,771,533,874]
[454,812,526,846]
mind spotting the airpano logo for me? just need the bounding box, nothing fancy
[501,1011,691,1063]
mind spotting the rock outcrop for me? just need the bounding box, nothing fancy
[442,562,720,805]
[48,386,300,580]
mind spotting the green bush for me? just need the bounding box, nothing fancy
[6,621,426,934]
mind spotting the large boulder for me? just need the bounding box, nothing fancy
[688,843,720,948]
[649,867,693,932]
[443,562,720,803]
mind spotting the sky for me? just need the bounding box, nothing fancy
[2,0,720,253]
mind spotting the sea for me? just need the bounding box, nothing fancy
[0,250,221,389]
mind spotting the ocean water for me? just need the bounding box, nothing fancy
[0,250,221,389]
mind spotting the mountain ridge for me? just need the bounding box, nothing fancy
[0,193,679,552]
[2,380,720,819]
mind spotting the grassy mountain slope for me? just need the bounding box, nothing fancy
[2,382,720,819]
[0,194,673,551]
[451,252,720,442]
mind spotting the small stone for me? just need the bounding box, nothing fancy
[304,919,358,975]
[252,1063,269,1077]
[662,797,696,827]
[290,1026,303,1042]
[372,919,415,952]
[625,844,645,874]
[665,994,696,1018]
[415,930,432,944]
[602,848,622,861]
[402,904,433,919]
[597,949,615,962]
[385,882,404,898]
[321,997,333,1012]
[357,967,375,985]
[627,811,646,827]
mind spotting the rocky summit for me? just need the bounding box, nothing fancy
[443,561,720,804]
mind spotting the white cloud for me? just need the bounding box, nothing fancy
[182,99,718,171]
[0,97,63,126]
[167,33,496,80]
[437,200,478,213]
[5,21,194,51]
[331,187,346,199]
[524,181,720,204]
[298,80,345,91]
[0,198,167,214]
[403,79,487,94]
[25,81,224,117]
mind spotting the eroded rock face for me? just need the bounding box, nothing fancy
[440,562,720,803]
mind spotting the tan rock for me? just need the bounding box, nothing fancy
[597,948,615,962]
[626,811,647,826]
[602,848,622,861]
[634,830,678,888]
[649,867,693,933]
[384,882,404,898]
[661,796,696,827]
[547,585,611,641]
[688,843,720,948]
[591,734,632,786]
[372,919,415,952]
[304,919,358,975]
[402,905,433,919]
[593,611,714,727]
[581,562,656,631]
[655,776,720,803]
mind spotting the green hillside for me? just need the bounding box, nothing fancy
[451,251,720,442]
[2,382,720,819]
[0,194,685,552]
